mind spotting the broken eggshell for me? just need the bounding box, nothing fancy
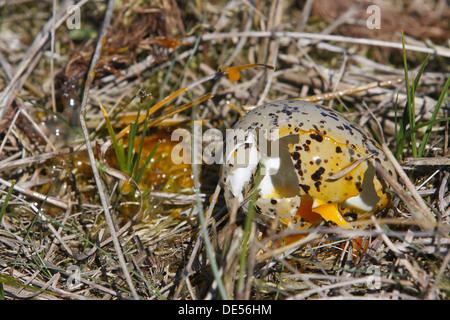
[220,100,397,229]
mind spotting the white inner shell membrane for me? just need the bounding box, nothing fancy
[224,132,259,204]
[340,163,379,213]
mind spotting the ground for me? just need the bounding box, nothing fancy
[0,0,449,300]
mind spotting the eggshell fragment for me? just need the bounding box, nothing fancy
[221,100,396,228]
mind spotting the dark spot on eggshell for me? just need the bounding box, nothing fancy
[342,124,355,136]
[299,184,310,194]
[314,181,322,191]
[318,111,333,120]
[309,133,323,142]
[311,167,325,181]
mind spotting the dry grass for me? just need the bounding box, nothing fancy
[0,0,449,300]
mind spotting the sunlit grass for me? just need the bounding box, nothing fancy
[100,93,159,186]
[395,32,450,160]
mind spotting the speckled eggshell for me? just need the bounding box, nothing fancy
[221,100,396,226]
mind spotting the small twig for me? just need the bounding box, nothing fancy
[256,231,321,262]
[296,0,314,32]
[0,146,82,172]
[325,154,374,182]
[438,171,449,216]
[0,108,20,155]
[47,223,75,257]
[19,107,57,151]
[295,78,404,102]
[191,116,227,298]
[50,0,57,113]
[257,37,280,105]
[403,157,450,166]
[77,0,139,300]
[182,31,450,58]
[362,100,386,144]
[380,143,436,227]
[288,276,388,300]
[222,3,253,68]
[0,177,69,210]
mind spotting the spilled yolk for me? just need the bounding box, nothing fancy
[312,203,350,228]
[296,195,321,224]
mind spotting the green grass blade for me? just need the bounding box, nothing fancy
[237,164,264,296]
[394,94,403,160]
[410,54,430,157]
[0,180,15,223]
[399,32,432,159]
[418,74,450,157]
[100,102,126,172]
[192,160,228,299]
[126,100,142,175]
[396,116,450,151]
[401,32,417,158]
[133,99,153,180]
[411,55,429,92]
[135,142,159,185]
